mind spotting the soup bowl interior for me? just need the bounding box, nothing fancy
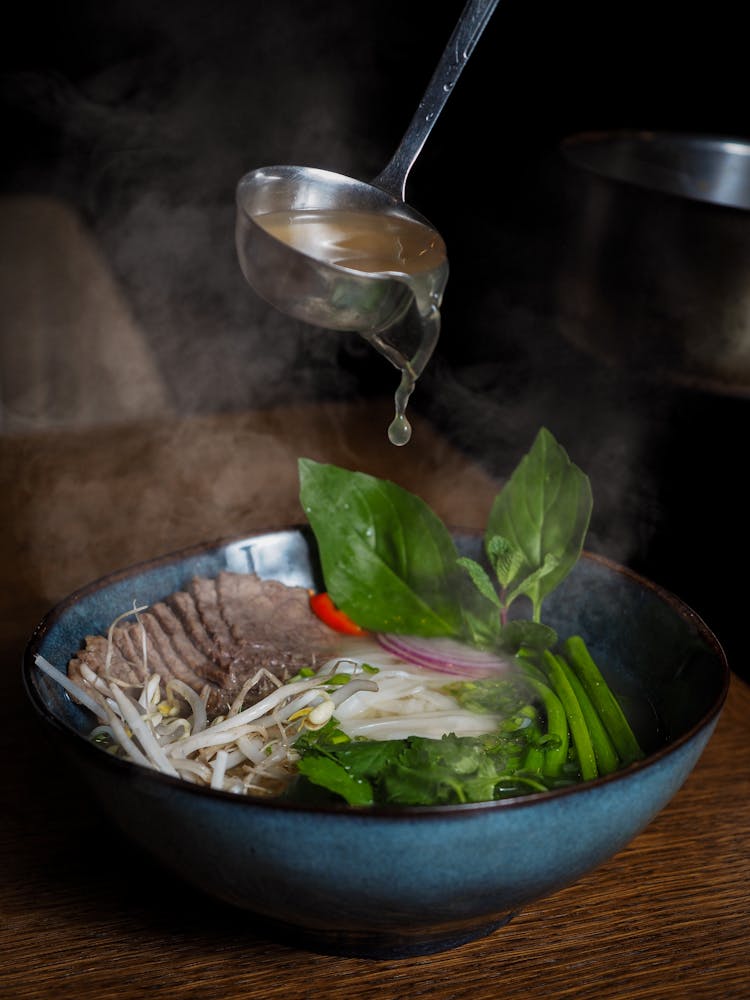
[22,528,729,959]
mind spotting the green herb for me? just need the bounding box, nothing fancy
[294,427,644,807]
[289,671,592,807]
[299,427,591,643]
[292,719,555,807]
[443,675,533,716]
[484,426,593,623]
[298,457,500,644]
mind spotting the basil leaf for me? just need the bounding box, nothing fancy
[486,427,592,621]
[299,458,498,639]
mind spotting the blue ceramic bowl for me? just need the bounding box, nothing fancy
[22,529,729,959]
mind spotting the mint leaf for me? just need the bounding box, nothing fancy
[505,552,560,608]
[455,557,501,608]
[486,534,526,588]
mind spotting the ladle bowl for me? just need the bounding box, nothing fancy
[235,165,442,334]
[235,0,499,336]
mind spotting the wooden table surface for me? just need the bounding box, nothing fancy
[2,401,748,1000]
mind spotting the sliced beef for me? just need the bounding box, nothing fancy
[167,590,222,665]
[216,571,275,644]
[189,577,234,655]
[69,633,143,690]
[112,622,145,673]
[216,572,336,654]
[138,613,212,693]
[215,572,346,697]
[148,601,219,687]
[69,573,344,715]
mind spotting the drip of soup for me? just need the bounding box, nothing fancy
[254,208,449,445]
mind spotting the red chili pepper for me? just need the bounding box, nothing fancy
[309,591,367,636]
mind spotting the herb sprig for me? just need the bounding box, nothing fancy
[294,428,643,806]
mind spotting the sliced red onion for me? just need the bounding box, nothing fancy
[375,633,512,678]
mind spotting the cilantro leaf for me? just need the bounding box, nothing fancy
[296,756,374,806]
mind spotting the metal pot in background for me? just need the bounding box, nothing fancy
[557,131,750,396]
[551,131,750,681]
[412,130,750,681]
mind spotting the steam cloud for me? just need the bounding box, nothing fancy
[5,0,739,666]
[2,0,410,427]
[2,0,660,563]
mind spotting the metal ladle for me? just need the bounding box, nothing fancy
[235,0,500,441]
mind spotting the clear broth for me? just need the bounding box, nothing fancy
[255,208,449,445]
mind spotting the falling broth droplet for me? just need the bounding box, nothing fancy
[388,414,412,446]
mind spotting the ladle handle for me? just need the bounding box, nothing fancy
[372,0,501,202]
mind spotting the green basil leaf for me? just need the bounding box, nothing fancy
[486,428,592,620]
[299,458,498,638]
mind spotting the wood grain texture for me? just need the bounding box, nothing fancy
[2,404,748,1000]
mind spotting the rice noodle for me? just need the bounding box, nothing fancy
[340,712,498,740]
[332,665,497,737]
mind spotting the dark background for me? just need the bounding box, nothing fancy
[2,0,747,677]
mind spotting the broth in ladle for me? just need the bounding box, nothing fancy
[254,207,448,445]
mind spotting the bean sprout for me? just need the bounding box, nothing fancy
[35,621,501,797]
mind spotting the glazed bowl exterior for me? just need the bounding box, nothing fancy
[22,529,729,958]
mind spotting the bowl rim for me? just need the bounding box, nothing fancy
[22,526,731,819]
